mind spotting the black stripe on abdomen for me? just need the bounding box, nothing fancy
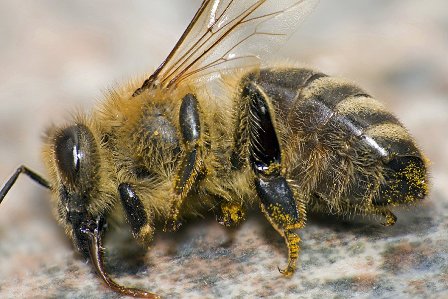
[290,77,369,135]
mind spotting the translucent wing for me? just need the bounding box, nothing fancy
[133,0,319,95]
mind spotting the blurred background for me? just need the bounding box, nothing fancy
[0,0,447,298]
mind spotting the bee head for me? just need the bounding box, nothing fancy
[42,121,155,297]
[43,122,105,257]
[375,155,429,206]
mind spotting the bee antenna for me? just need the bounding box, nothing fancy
[0,165,51,204]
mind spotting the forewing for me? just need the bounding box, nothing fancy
[134,0,319,95]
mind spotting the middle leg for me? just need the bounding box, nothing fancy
[165,93,207,231]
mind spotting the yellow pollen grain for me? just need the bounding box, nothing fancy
[402,160,428,199]
[221,203,245,224]
[269,204,295,226]
[137,224,153,241]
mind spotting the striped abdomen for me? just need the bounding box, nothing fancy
[249,68,428,214]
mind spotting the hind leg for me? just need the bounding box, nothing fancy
[242,80,306,275]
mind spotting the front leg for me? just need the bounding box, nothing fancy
[244,81,306,275]
[118,183,154,242]
[165,94,206,231]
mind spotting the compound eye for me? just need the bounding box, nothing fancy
[55,126,84,185]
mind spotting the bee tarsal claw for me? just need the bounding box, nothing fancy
[278,264,296,277]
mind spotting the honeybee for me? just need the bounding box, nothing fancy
[0,0,429,298]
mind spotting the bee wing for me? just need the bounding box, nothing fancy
[134,0,319,95]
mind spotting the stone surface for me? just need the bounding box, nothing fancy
[0,1,447,298]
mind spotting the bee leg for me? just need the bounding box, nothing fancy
[216,201,246,227]
[377,208,397,226]
[165,94,206,231]
[245,81,305,276]
[256,176,303,276]
[118,183,154,242]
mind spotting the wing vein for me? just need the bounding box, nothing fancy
[162,1,264,87]
[132,0,319,95]
[164,1,267,87]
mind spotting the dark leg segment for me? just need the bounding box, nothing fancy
[255,177,300,229]
[165,94,206,231]
[118,183,153,240]
[244,81,304,275]
[179,93,201,142]
[0,165,51,204]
